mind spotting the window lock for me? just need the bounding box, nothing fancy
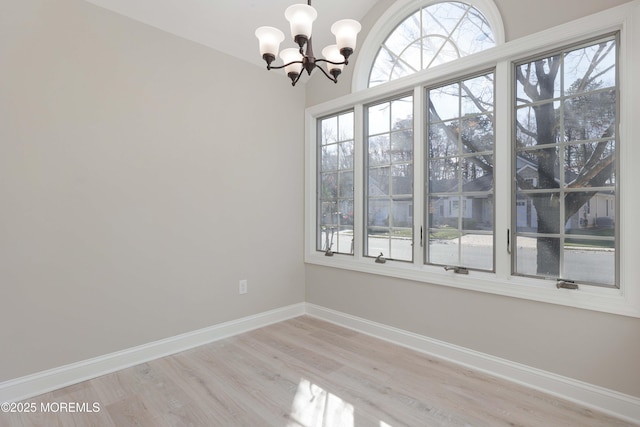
[444,266,469,274]
[556,280,579,290]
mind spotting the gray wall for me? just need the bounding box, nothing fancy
[305,0,640,398]
[0,0,305,382]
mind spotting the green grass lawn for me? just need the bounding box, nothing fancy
[429,226,458,240]
[566,227,615,248]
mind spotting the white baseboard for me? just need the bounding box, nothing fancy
[305,303,640,425]
[0,303,305,403]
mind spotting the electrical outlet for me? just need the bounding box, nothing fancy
[239,279,248,294]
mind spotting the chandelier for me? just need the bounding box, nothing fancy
[255,1,361,86]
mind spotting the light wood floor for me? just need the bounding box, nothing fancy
[2,315,638,426]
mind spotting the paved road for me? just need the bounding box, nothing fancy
[322,231,614,285]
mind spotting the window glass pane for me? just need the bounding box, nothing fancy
[392,164,412,195]
[462,198,493,231]
[338,112,354,141]
[392,198,413,227]
[369,48,394,87]
[563,40,616,93]
[369,167,390,196]
[368,103,390,135]
[317,111,355,255]
[514,236,547,276]
[320,201,337,226]
[391,97,414,125]
[429,83,460,121]
[515,148,560,190]
[428,225,460,266]
[515,57,562,105]
[513,36,617,286]
[369,2,496,87]
[387,11,421,52]
[461,74,494,115]
[461,115,494,153]
[524,192,561,234]
[390,227,414,260]
[564,191,616,291]
[320,173,338,199]
[563,90,616,142]
[366,95,414,261]
[338,171,354,199]
[565,142,615,187]
[339,140,354,169]
[514,194,537,232]
[452,8,496,55]
[369,135,390,166]
[391,131,413,162]
[320,144,338,171]
[428,121,458,157]
[426,72,494,271]
[368,199,391,228]
[461,156,493,188]
[321,116,338,144]
[515,102,561,148]
[564,239,614,286]
[399,41,422,72]
[461,233,493,270]
[422,2,467,35]
[564,191,615,231]
[429,158,459,193]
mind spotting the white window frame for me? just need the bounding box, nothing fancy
[304,1,640,318]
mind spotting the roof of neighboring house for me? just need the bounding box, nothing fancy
[368,174,413,197]
[462,173,493,193]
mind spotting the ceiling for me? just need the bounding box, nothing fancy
[84,0,380,73]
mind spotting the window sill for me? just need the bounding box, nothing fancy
[305,251,640,318]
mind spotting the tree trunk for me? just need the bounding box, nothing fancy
[532,99,561,276]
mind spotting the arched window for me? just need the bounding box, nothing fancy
[362,1,502,88]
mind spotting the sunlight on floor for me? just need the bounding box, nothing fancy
[287,378,354,427]
[287,378,395,427]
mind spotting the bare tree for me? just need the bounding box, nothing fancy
[515,40,616,275]
[426,41,616,276]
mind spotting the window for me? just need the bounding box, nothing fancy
[369,2,496,87]
[317,111,355,255]
[366,95,414,261]
[306,1,639,317]
[513,36,617,287]
[426,72,495,270]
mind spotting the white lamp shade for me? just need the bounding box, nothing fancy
[255,26,285,57]
[280,48,304,75]
[322,45,344,72]
[284,4,317,40]
[331,19,361,51]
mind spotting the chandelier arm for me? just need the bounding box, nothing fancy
[266,60,304,71]
[312,61,339,83]
[291,69,305,86]
[314,58,348,66]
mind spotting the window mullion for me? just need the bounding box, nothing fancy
[353,104,365,260]
[413,85,425,266]
[494,60,512,279]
